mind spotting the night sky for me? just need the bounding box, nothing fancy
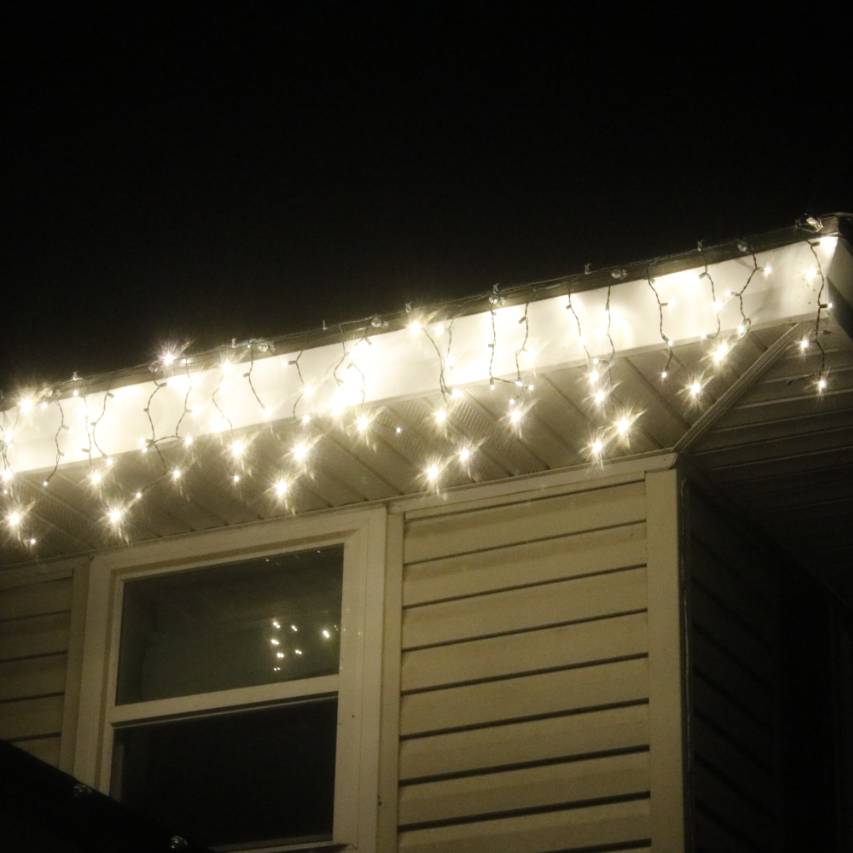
[2,7,850,393]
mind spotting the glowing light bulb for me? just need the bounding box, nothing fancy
[160,349,178,368]
[593,388,608,406]
[589,437,605,459]
[273,478,290,499]
[457,446,472,464]
[711,299,724,314]
[321,628,331,640]
[587,368,600,385]
[508,408,524,427]
[107,507,125,527]
[711,341,730,366]
[799,337,810,353]
[88,470,103,486]
[6,509,23,529]
[817,376,828,393]
[450,387,462,399]
[183,434,194,447]
[292,442,310,462]
[1,469,14,484]
[434,408,448,426]
[294,648,303,656]
[290,624,299,632]
[433,322,445,336]
[276,651,285,659]
[425,463,441,484]
[804,267,818,283]
[232,473,241,484]
[272,619,281,629]
[736,324,747,337]
[303,383,315,399]
[819,235,837,253]
[134,490,143,500]
[356,413,370,433]
[615,416,633,437]
[395,425,403,434]
[27,537,36,546]
[660,370,669,380]
[270,638,280,646]
[408,319,423,336]
[762,264,773,276]
[688,380,703,399]
[301,414,311,426]
[229,439,246,460]
[2,429,15,445]
[170,467,183,481]
[19,397,34,414]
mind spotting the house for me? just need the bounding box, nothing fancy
[1,214,851,852]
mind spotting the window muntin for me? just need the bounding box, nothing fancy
[116,546,343,704]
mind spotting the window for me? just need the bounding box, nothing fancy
[74,508,387,852]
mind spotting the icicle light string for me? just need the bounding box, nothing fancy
[90,390,114,461]
[646,264,673,380]
[289,349,307,419]
[697,241,722,342]
[731,240,761,337]
[43,396,68,487]
[421,323,451,404]
[514,302,531,389]
[173,357,194,440]
[805,237,829,392]
[143,378,169,472]
[1,229,841,549]
[566,289,593,367]
[245,339,272,418]
[212,352,236,437]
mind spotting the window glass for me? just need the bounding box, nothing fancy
[116,546,343,704]
[112,698,338,848]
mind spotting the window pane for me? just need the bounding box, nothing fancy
[117,546,343,704]
[112,699,337,848]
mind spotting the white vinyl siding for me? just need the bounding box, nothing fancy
[396,477,654,852]
[0,574,73,766]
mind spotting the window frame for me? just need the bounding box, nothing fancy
[74,505,387,852]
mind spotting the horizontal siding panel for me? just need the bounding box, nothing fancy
[398,797,651,853]
[689,542,775,642]
[11,735,62,766]
[690,633,773,721]
[402,612,648,693]
[401,658,648,737]
[0,612,70,661]
[0,654,67,701]
[692,720,776,817]
[0,694,64,740]
[688,497,776,596]
[690,585,773,681]
[400,704,649,781]
[0,578,73,621]
[404,481,645,564]
[695,812,757,853]
[694,764,774,850]
[403,567,646,649]
[403,522,646,607]
[399,751,649,828]
[691,676,774,765]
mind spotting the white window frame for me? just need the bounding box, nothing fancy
[74,505,387,852]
